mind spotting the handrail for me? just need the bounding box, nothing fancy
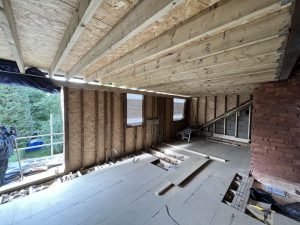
[13,132,64,153]
[200,100,253,129]
[16,133,63,140]
[15,142,63,151]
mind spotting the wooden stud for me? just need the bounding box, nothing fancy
[196,98,199,126]
[223,95,227,135]
[122,93,126,156]
[247,105,252,140]
[94,90,99,163]
[63,87,70,172]
[213,96,217,133]
[143,96,147,151]
[134,127,137,153]
[103,92,107,161]
[110,92,114,159]
[80,89,84,169]
[152,96,155,146]
[235,95,239,137]
[204,96,207,124]
[235,112,238,137]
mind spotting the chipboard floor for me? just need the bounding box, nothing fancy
[0,139,298,225]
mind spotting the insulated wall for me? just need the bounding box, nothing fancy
[190,94,252,139]
[64,87,188,172]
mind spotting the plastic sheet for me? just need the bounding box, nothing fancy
[0,70,60,93]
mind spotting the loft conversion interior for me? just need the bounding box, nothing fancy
[0,0,300,224]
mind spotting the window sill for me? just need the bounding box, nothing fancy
[127,123,143,128]
[173,119,185,122]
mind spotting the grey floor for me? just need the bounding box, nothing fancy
[0,139,298,225]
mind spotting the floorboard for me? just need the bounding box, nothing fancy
[0,140,296,225]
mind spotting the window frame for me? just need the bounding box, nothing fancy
[126,93,144,127]
[173,98,186,122]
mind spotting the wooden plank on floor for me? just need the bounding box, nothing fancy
[155,156,210,195]
[170,157,209,186]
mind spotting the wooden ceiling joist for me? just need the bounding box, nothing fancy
[92,0,291,83]
[67,0,214,79]
[278,0,300,80]
[191,83,261,96]
[129,53,281,88]
[49,0,104,77]
[0,0,24,73]
[0,0,295,96]
[108,38,284,87]
[96,8,288,86]
[142,64,278,90]
[151,72,275,95]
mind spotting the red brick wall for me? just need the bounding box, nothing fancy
[251,76,300,193]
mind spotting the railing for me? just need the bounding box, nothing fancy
[14,132,64,154]
[13,113,64,156]
[9,114,64,181]
[11,131,64,181]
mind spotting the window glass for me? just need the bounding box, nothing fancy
[127,94,143,126]
[173,98,186,121]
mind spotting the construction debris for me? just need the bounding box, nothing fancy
[0,153,142,205]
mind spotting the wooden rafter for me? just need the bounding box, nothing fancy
[49,0,104,77]
[67,0,199,79]
[92,0,291,83]
[97,32,284,85]
[278,0,300,80]
[0,0,24,73]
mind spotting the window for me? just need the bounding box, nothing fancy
[173,98,186,121]
[127,94,143,126]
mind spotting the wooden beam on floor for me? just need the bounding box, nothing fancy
[0,0,24,73]
[49,0,104,77]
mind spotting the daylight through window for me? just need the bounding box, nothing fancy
[127,94,143,126]
[173,98,186,121]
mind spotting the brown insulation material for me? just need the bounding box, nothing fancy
[82,90,96,168]
[0,27,13,60]
[152,96,158,146]
[163,98,172,141]
[112,92,123,157]
[64,88,189,171]
[190,98,198,126]
[227,95,238,111]
[136,126,143,151]
[97,91,106,163]
[206,96,215,122]
[239,94,251,105]
[84,0,210,75]
[65,88,82,172]
[105,92,112,161]
[198,96,206,125]
[145,96,153,150]
[216,95,226,117]
[10,0,75,68]
[60,0,139,73]
[125,128,135,154]
[192,94,251,127]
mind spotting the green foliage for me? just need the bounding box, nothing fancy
[0,84,63,161]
